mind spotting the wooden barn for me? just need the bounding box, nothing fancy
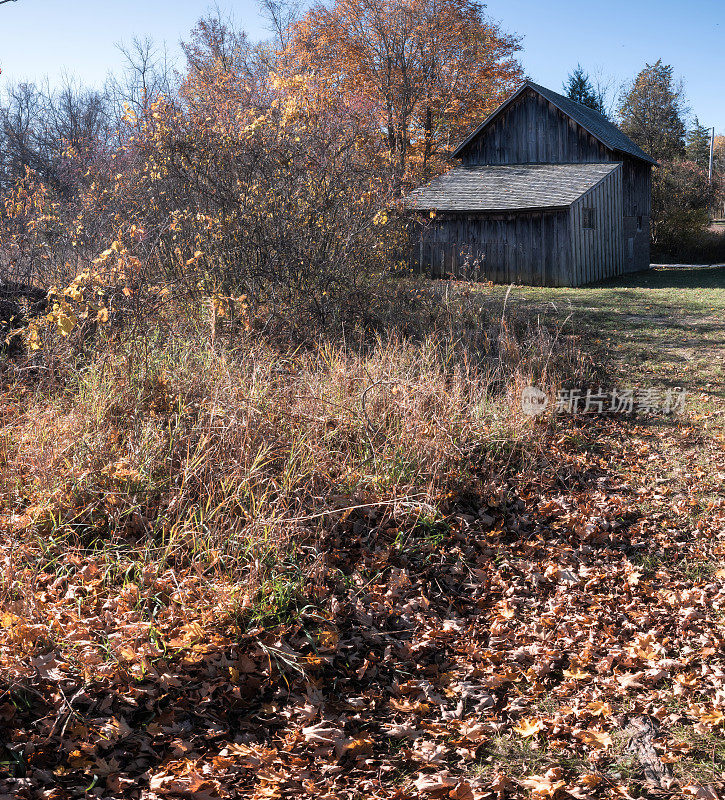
[409,81,657,286]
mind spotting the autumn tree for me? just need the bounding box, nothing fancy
[651,160,715,255]
[714,135,725,174]
[288,0,523,185]
[618,60,686,163]
[563,65,604,114]
[714,135,725,218]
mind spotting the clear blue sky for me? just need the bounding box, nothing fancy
[0,0,723,132]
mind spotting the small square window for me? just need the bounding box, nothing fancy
[582,207,596,229]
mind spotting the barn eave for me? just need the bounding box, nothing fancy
[407,162,622,214]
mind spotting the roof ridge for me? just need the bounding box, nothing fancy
[524,80,611,122]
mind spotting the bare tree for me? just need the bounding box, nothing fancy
[106,37,174,137]
[0,77,110,194]
[589,66,622,120]
[258,0,301,50]
[182,12,252,76]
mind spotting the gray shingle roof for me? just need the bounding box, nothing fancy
[452,80,657,166]
[408,163,620,212]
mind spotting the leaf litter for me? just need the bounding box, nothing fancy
[0,412,724,799]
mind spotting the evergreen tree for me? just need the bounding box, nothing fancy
[618,60,686,162]
[563,64,605,114]
[685,117,712,169]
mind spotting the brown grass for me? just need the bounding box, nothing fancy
[0,288,589,669]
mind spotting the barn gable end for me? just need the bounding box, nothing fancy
[569,163,624,285]
[456,87,611,166]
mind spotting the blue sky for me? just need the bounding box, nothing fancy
[0,0,723,132]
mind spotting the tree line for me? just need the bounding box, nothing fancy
[0,1,526,344]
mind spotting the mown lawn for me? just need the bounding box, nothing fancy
[484,263,725,551]
[486,264,725,401]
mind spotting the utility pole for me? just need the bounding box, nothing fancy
[709,126,715,184]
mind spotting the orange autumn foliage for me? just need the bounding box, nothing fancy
[288,0,524,186]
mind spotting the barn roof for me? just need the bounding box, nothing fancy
[452,80,657,166]
[408,163,620,212]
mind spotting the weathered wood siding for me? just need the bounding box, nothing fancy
[459,88,611,166]
[418,83,654,283]
[621,157,651,272]
[569,165,623,285]
[621,158,651,216]
[417,209,572,287]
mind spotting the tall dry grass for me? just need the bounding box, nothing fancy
[0,285,593,667]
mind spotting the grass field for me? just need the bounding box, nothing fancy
[485,264,725,400]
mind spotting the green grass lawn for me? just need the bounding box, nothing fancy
[484,265,725,402]
[469,265,725,789]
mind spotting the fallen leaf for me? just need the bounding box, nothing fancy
[514,717,544,737]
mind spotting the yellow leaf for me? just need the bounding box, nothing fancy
[96,307,109,323]
[56,312,76,336]
[574,729,612,749]
[514,717,544,737]
[586,701,611,717]
[563,666,590,680]
[169,622,204,648]
[676,673,699,689]
[521,774,566,798]
[698,707,724,727]
[337,736,374,758]
[27,325,41,350]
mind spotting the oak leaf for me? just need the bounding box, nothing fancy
[585,701,612,717]
[574,728,612,749]
[336,735,374,758]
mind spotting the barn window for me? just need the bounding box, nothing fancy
[582,207,596,229]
